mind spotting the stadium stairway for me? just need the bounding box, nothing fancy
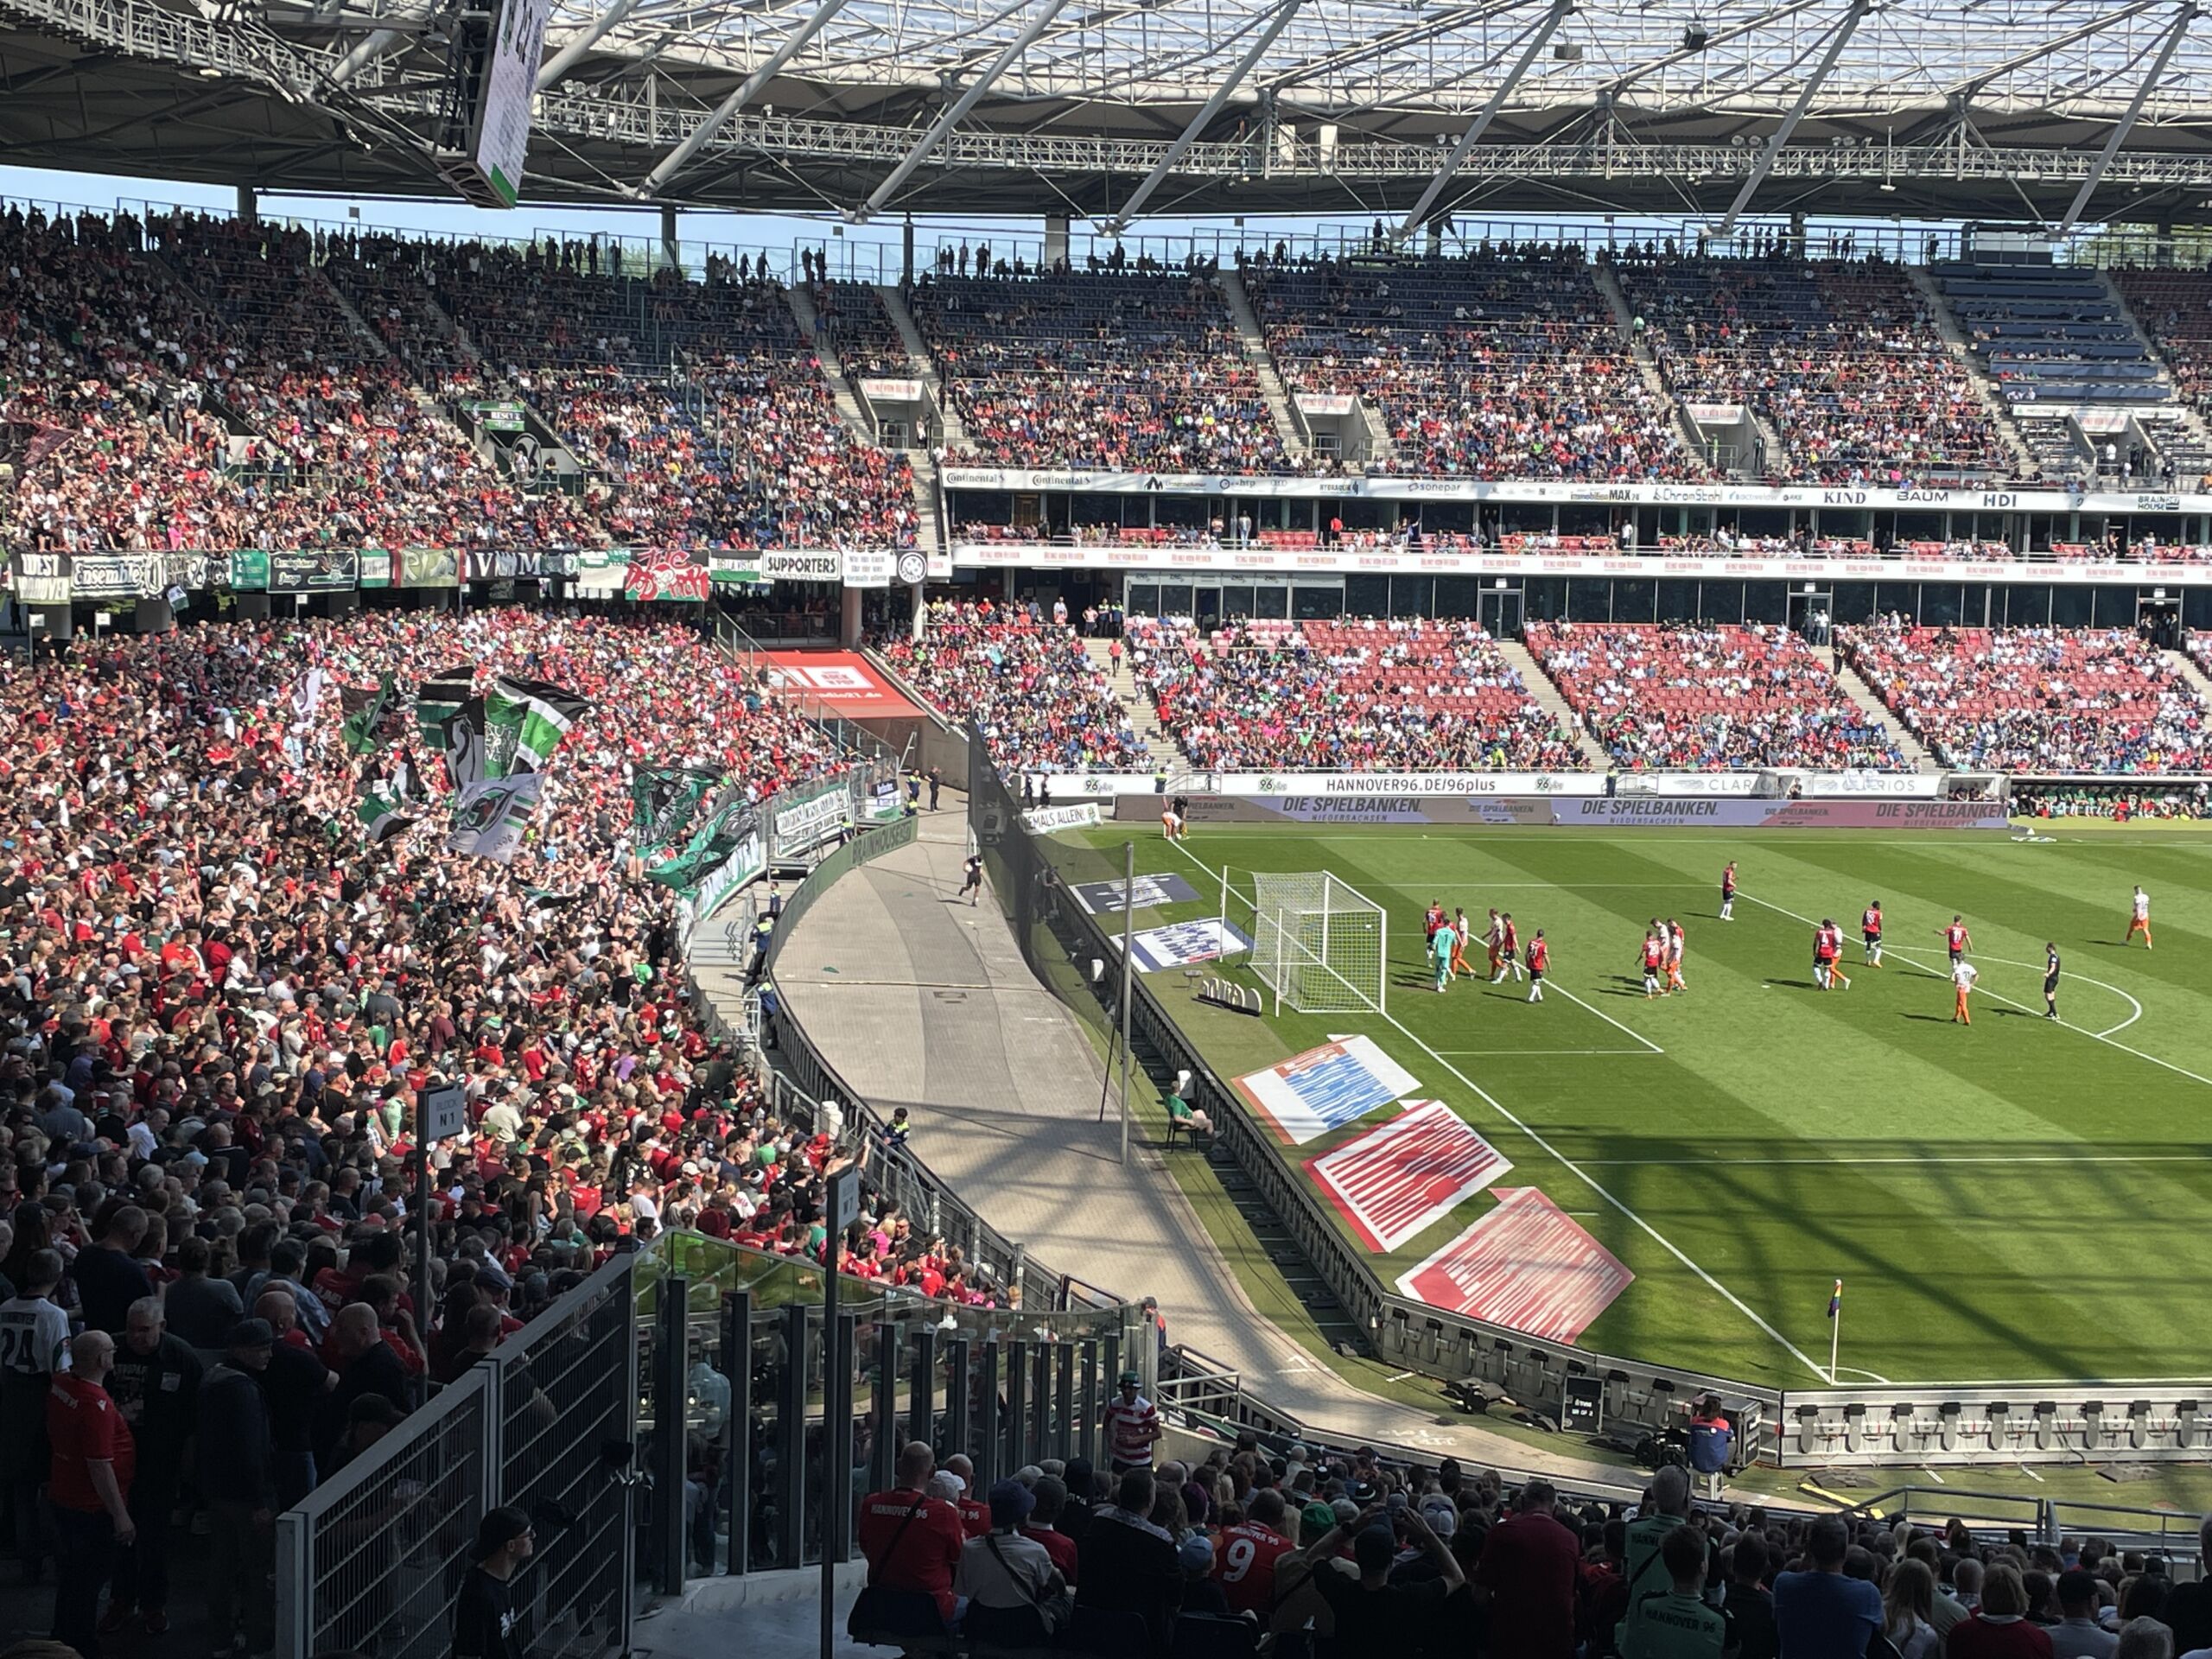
[1593,261,1708,469]
[1494,639,1612,768]
[1832,660,1938,772]
[782,279,878,442]
[2169,645,2212,703]
[747,809,1663,1488]
[2101,271,2212,468]
[1904,264,2037,476]
[1085,637,1181,770]
[874,283,972,452]
[1217,266,1314,461]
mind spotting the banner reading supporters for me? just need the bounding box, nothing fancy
[1395,1187,1634,1344]
[1306,1103,1512,1252]
[1232,1037,1420,1147]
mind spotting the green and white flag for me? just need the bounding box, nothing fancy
[415,664,477,772]
[631,766,720,851]
[448,773,545,864]
[354,783,419,845]
[483,676,589,780]
[645,798,758,895]
[340,674,399,753]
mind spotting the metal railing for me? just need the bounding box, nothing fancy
[274,1249,640,1659]
[1835,1486,2206,1573]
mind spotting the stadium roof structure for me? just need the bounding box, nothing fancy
[8,0,2212,228]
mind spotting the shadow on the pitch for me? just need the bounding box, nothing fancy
[1761,977,1818,991]
[1899,1014,1962,1024]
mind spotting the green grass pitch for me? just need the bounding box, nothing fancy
[1066,822,2212,1390]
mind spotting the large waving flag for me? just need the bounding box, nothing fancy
[354,782,420,845]
[631,766,719,851]
[483,676,589,779]
[340,675,399,753]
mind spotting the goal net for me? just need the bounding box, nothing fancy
[1249,871,1388,1015]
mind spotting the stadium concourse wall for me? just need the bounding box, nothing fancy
[975,766,2212,1471]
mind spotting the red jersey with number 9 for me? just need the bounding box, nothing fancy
[1213,1522,1294,1615]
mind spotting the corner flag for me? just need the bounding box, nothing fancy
[1827,1278,1842,1319]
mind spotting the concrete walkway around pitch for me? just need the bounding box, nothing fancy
[742,806,1649,1490]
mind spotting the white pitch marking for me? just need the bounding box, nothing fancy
[1549,983,1667,1054]
[1832,1366,1894,1384]
[1433,1048,1660,1058]
[1170,842,1835,1386]
[1574,1154,2208,1166]
[1736,892,2212,1091]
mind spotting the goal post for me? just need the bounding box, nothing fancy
[1249,871,1389,1016]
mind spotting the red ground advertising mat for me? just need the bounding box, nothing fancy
[1395,1187,1634,1343]
[762,651,920,718]
[1304,1102,1512,1252]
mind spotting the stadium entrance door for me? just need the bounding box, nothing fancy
[1788,587,1834,642]
[1478,585,1523,639]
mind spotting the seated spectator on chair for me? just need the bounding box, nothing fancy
[1077,1467,1182,1646]
[1022,1476,1079,1582]
[1949,1564,2059,1659]
[956,1478,1071,1644]
[856,1441,967,1631]
[1166,1091,1211,1141]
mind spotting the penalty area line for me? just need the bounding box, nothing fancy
[1170,840,1835,1387]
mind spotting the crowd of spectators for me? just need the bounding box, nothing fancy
[859,1438,2212,1658]
[0,206,913,556]
[1127,615,1585,772]
[0,604,1009,1650]
[2012,782,2211,822]
[1248,245,1699,481]
[876,601,1149,775]
[907,270,1303,474]
[1526,620,1909,770]
[1613,251,2011,485]
[1844,622,2212,773]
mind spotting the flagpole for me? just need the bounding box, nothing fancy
[1829,1279,1840,1385]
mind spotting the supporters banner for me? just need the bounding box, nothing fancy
[229,550,270,593]
[842,548,896,589]
[1306,1103,1513,1253]
[1022,803,1102,833]
[760,549,842,584]
[708,554,765,585]
[624,549,709,603]
[771,779,849,861]
[1294,392,1358,417]
[269,549,359,594]
[401,547,460,589]
[1395,1188,1634,1344]
[761,652,921,717]
[1233,1037,1420,1147]
[467,549,550,582]
[685,829,770,921]
[448,773,543,863]
[357,549,394,589]
[1111,918,1255,974]
[10,551,68,604]
[482,676,588,778]
[1068,873,1203,915]
[859,378,924,403]
[68,554,164,600]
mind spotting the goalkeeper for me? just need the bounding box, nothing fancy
[1432,915,1458,994]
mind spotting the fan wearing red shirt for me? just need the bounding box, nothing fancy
[1471,1478,1581,1659]
[1212,1491,1294,1615]
[856,1443,966,1629]
[48,1331,137,1659]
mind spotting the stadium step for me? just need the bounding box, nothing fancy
[1833,660,1939,772]
[874,283,971,452]
[1593,262,1707,470]
[782,279,880,445]
[1211,1169,1363,1343]
[1495,639,1611,769]
[2168,646,2212,704]
[1216,266,1313,461]
[1084,639,1180,769]
[1904,264,2038,476]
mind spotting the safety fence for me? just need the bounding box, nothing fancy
[274,1249,640,1659]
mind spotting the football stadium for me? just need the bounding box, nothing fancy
[8,0,2212,1653]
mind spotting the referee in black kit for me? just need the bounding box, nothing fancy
[2044,942,2062,1020]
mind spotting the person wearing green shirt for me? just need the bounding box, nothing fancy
[1430,919,1457,993]
[1164,1092,1211,1140]
[1618,1523,1723,1659]
[1624,1464,1689,1610]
